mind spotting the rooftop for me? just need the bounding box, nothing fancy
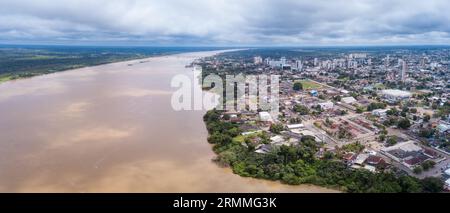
[381,89,412,97]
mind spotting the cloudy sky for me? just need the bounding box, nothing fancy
[0,0,449,46]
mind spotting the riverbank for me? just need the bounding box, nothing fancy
[0,50,336,192]
[0,56,154,85]
[0,46,229,85]
[203,108,445,193]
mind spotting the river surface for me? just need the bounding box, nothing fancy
[0,50,336,192]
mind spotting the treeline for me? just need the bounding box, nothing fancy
[0,53,145,75]
[0,46,222,79]
[203,109,444,193]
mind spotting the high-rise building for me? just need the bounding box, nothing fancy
[401,60,407,82]
[280,57,286,66]
[314,58,319,67]
[295,60,303,71]
[385,55,390,70]
[398,59,403,67]
[254,56,263,64]
[420,57,426,68]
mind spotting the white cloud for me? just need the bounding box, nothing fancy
[0,0,449,45]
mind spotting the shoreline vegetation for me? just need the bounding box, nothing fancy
[0,55,150,84]
[203,109,444,192]
[0,46,226,85]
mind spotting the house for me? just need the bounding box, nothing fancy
[423,148,439,159]
[259,112,273,122]
[255,144,272,154]
[444,168,450,176]
[270,135,284,144]
[343,153,357,164]
[341,89,350,95]
[437,123,450,133]
[363,165,377,173]
[310,90,318,97]
[229,114,242,123]
[445,179,450,190]
[341,96,357,105]
[287,124,304,129]
[318,101,334,110]
[372,109,388,117]
[404,155,428,167]
[354,153,370,166]
[365,155,386,166]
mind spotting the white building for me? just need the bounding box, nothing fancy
[446,178,450,190]
[401,60,408,82]
[380,89,412,103]
[280,57,286,65]
[372,109,389,117]
[259,111,273,122]
[254,56,263,64]
[437,123,450,133]
[295,60,303,71]
[318,101,334,110]
[349,53,367,59]
[354,153,370,165]
[287,124,304,129]
[340,89,350,95]
[444,168,450,176]
[270,135,284,143]
[341,96,357,104]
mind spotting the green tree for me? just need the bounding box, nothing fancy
[413,166,423,174]
[269,123,284,134]
[293,82,303,91]
[419,128,434,138]
[323,151,334,160]
[397,118,411,129]
[387,108,399,116]
[386,136,398,146]
[367,102,386,111]
[399,176,423,193]
[260,132,271,144]
[223,114,231,120]
[356,106,365,114]
[423,114,431,122]
[293,104,310,115]
[421,161,436,171]
[421,177,444,193]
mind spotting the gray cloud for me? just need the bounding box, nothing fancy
[0,0,449,45]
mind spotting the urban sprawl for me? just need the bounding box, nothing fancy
[195,47,450,191]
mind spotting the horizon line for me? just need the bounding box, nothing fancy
[1,43,450,49]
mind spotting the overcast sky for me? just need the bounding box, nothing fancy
[0,0,449,46]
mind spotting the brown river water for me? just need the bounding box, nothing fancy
[0,50,336,192]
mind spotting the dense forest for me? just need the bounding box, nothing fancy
[0,45,224,82]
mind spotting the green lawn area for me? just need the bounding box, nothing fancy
[374,83,386,90]
[0,74,12,83]
[232,131,260,144]
[298,80,323,90]
[232,135,246,143]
